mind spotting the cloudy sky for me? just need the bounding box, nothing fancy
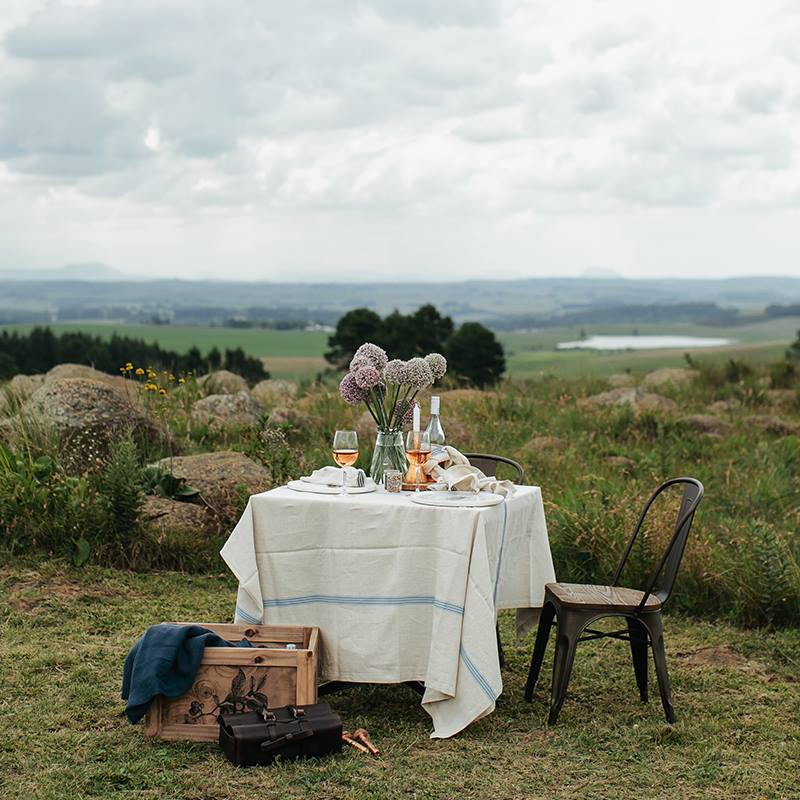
[1,0,798,282]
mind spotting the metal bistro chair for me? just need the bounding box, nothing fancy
[524,477,704,725]
[463,453,525,670]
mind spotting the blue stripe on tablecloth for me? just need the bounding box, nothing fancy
[459,645,498,702]
[261,594,464,615]
[493,498,509,606]
[235,604,262,624]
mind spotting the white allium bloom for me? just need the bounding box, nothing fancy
[425,352,447,380]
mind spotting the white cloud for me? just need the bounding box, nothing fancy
[0,0,798,280]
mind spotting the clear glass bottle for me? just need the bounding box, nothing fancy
[425,396,445,447]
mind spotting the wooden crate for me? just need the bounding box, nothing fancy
[144,623,319,742]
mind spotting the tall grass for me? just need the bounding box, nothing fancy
[2,364,799,626]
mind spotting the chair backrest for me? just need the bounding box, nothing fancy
[463,453,525,485]
[612,477,704,611]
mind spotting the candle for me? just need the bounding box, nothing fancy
[412,402,420,432]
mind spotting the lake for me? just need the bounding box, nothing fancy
[556,335,735,351]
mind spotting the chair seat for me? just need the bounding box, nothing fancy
[545,582,662,612]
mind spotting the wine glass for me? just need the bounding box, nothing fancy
[404,430,431,491]
[332,430,358,495]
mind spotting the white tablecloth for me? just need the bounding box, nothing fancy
[221,485,555,738]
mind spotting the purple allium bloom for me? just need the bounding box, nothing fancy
[339,372,368,405]
[383,359,408,385]
[351,342,388,372]
[354,365,382,389]
[405,357,434,389]
[425,352,447,380]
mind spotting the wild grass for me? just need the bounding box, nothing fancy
[2,359,799,626]
[0,563,798,800]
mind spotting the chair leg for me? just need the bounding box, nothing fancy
[524,602,555,701]
[626,617,649,703]
[643,613,675,723]
[496,624,505,669]
[547,612,581,725]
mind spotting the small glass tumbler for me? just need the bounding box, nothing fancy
[384,469,403,493]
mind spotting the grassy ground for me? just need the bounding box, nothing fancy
[4,317,799,380]
[1,562,798,800]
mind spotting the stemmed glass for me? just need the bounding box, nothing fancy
[404,430,431,491]
[332,430,359,495]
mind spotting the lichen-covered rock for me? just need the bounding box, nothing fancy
[25,378,164,457]
[765,389,797,410]
[708,398,741,414]
[251,379,299,407]
[45,364,138,400]
[198,370,249,396]
[679,414,732,436]
[745,415,800,437]
[191,392,263,430]
[579,387,677,414]
[8,373,46,402]
[267,405,313,429]
[141,495,211,535]
[607,373,635,388]
[641,367,696,390]
[153,451,270,521]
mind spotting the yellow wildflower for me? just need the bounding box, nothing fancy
[135,368,145,376]
[168,374,175,382]
[178,377,186,385]
[159,388,167,396]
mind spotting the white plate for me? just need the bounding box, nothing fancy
[287,479,378,495]
[411,491,504,508]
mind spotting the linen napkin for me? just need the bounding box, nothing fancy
[423,446,516,497]
[300,466,367,488]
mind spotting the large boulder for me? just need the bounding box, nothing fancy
[579,387,677,414]
[641,368,696,390]
[708,398,741,415]
[679,414,733,437]
[267,405,313,429]
[745,415,800,437]
[251,379,299,407]
[24,378,164,455]
[153,451,271,520]
[46,364,137,400]
[198,370,248,396]
[607,373,635,388]
[191,392,263,431]
[141,495,211,535]
[8,373,46,402]
[765,389,797,411]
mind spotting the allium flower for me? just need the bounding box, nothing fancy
[354,365,382,390]
[339,372,368,405]
[425,353,447,380]
[400,401,415,425]
[383,359,408,385]
[350,342,388,372]
[404,357,434,389]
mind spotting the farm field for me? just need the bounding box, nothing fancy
[3,316,799,381]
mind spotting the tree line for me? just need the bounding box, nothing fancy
[0,328,268,383]
[325,304,506,387]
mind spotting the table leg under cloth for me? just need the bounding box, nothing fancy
[220,486,555,738]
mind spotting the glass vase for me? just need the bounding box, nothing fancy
[369,429,406,484]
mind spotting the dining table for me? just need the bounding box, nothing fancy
[221,484,556,738]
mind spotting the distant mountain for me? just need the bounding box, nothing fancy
[1,273,800,326]
[0,263,128,281]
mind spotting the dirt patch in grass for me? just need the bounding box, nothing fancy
[676,645,770,677]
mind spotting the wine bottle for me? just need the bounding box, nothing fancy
[425,396,445,446]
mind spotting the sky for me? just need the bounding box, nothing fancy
[0,0,798,282]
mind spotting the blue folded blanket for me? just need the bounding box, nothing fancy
[122,623,251,724]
